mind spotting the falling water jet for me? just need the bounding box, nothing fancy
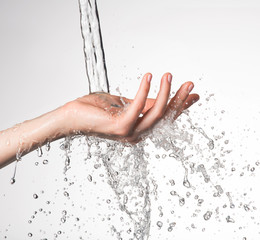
[78,0,110,93]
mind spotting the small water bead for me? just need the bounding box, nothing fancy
[224,140,229,144]
[203,211,212,221]
[62,210,67,215]
[37,147,43,157]
[45,141,50,151]
[123,194,128,204]
[65,156,70,166]
[61,217,66,223]
[94,163,101,169]
[198,199,204,206]
[43,159,48,165]
[256,161,260,166]
[64,191,69,197]
[28,233,33,237]
[87,175,92,182]
[250,167,255,172]
[28,220,32,224]
[226,216,235,223]
[179,198,185,206]
[207,139,214,150]
[170,191,177,196]
[231,167,236,172]
[157,221,163,228]
[183,177,191,188]
[106,199,111,204]
[186,192,191,198]
[169,179,175,186]
[244,204,250,211]
[33,194,38,199]
[35,162,39,166]
[10,178,15,184]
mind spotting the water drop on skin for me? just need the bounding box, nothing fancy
[37,147,43,157]
[45,141,51,151]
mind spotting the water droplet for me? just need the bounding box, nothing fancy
[169,179,175,186]
[226,216,235,223]
[207,139,214,150]
[186,192,191,197]
[244,204,250,211]
[28,233,33,237]
[87,175,92,182]
[10,178,15,184]
[157,221,163,228]
[203,211,212,221]
[64,191,69,197]
[37,147,43,157]
[43,159,48,165]
[106,199,111,204]
[45,141,51,151]
[33,194,38,199]
[170,191,177,196]
[179,198,185,206]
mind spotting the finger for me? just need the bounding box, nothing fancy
[123,73,152,125]
[175,93,200,119]
[134,73,172,133]
[182,94,200,111]
[123,98,155,114]
[166,81,194,117]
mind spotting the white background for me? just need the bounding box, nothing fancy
[0,0,260,239]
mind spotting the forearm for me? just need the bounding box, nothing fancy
[0,106,69,169]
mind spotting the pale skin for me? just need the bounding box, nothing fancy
[0,73,199,169]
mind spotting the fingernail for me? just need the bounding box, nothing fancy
[167,74,172,83]
[188,83,194,92]
[147,74,152,83]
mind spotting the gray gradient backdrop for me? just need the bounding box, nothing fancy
[1,0,260,239]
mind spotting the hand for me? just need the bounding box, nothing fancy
[64,72,199,143]
[0,72,199,168]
